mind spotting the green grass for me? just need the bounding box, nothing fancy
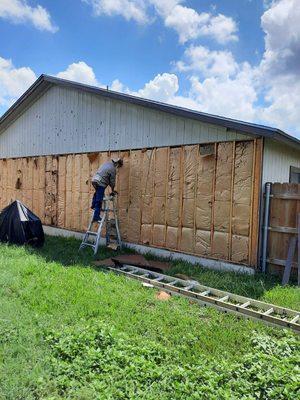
[0,236,299,399]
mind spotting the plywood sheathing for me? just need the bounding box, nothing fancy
[0,138,261,267]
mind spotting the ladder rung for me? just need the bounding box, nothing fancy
[86,231,98,236]
[200,290,210,296]
[219,295,229,302]
[128,269,139,275]
[183,284,195,291]
[240,301,251,309]
[81,243,95,249]
[153,276,164,282]
[290,315,300,324]
[263,308,274,316]
[168,280,179,286]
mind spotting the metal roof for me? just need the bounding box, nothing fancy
[0,74,299,150]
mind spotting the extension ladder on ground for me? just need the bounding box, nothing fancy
[79,195,122,255]
[108,264,300,333]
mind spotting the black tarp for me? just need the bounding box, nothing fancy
[0,200,44,246]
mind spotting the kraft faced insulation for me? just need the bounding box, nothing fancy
[212,142,233,259]
[165,147,181,249]
[127,150,142,243]
[0,139,258,266]
[57,156,66,228]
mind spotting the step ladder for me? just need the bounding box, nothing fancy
[108,264,300,333]
[79,195,122,255]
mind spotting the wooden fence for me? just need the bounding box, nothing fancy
[267,183,300,274]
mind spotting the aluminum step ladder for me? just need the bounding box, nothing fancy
[79,195,122,255]
[108,264,300,333]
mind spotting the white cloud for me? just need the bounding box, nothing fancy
[56,61,100,86]
[257,0,300,132]
[164,5,238,44]
[188,65,258,122]
[111,73,179,103]
[83,0,148,23]
[0,56,36,107]
[134,73,179,102]
[176,45,238,78]
[83,0,238,44]
[0,0,58,32]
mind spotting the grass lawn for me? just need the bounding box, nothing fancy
[0,235,299,399]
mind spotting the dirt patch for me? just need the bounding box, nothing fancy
[155,291,171,301]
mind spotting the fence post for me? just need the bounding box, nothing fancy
[261,182,272,274]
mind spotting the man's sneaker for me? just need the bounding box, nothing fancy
[92,217,102,223]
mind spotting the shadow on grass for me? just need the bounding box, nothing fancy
[27,235,287,301]
[29,235,133,268]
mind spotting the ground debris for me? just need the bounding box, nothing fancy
[155,291,171,301]
[93,258,115,267]
[93,254,172,273]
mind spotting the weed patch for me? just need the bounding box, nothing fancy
[38,322,300,399]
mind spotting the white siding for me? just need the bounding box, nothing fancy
[262,139,300,185]
[0,86,251,158]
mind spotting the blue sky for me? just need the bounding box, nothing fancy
[0,0,300,137]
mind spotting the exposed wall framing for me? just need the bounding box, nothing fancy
[0,138,262,267]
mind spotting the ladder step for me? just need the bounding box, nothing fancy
[290,315,300,324]
[263,308,274,316]
[86,231,98,236]
[81,243,95,249]
[200,290,211,296]
[240,301,251,309]
[168,280,179,286]
[183,284,195,291]
[153,276,164,282]
[128,269,139,275]
[219,295,229,302]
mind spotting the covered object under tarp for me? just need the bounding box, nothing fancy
[0,200,44,246]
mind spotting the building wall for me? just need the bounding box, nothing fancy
[0,139,262,267]
[262,139,300,186]
[0,86,251,159]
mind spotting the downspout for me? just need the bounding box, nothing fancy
[261,182,272,274]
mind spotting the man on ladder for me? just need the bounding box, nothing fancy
[79,157,123,254]
[91,157,123,222]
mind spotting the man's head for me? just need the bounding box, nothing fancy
[112,157,123,168]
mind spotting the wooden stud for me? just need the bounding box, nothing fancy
[250,138,263,267]
[210,143,218,256]
[177,146,185,250]
[163,146,170,247]
[150,148,156,246]
[248,140,257,265]
[192,145,200,254]
[228,141,236,260]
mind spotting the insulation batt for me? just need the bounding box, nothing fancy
[0,139,259,266]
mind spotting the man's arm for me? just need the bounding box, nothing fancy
[109,169,116,193]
